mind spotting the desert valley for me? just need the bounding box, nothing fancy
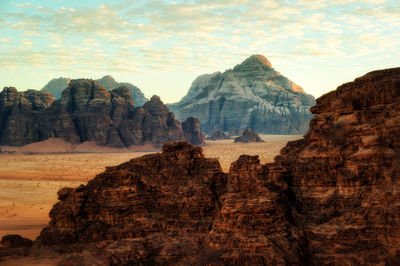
[0,0,399,265]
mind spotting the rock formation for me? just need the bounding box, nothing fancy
[181,116,205,146]
[1,80,192,147]
[0,87,54,145]
[207,129,230,140]
[41,75,148,106]
[234,128,265,143]
[169,55,315,134]
[274,67,400,264]
[96,75,148,106]
[41,77,71,99]
[1,68,399,264]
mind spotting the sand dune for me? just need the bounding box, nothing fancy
[0,135,301,240]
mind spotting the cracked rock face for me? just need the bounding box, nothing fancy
[169,54,315,135]
[0,87,54,146]
[275,67,400,264]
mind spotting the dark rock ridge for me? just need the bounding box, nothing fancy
[234,128,265,143]
[41,75,148,106]
[0,88,54,146]
[207,129,230,140]
[169,54,315,134]
[0,80,203,147]
[1,68,399,264]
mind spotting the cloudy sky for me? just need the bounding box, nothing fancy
[0,0,399,103]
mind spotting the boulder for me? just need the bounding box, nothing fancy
[234,128,265,143]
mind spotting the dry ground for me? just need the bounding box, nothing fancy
[0,135,301,241]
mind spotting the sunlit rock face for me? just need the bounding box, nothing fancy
[275,67,400,264]
[169,54,315,134]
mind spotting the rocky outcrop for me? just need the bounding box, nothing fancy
[0,87,54,145]
[37,142,301,264]
[1,68,399,264]
[41,76,148,106]
[181,117,205,146]
[207,129,230,140]
[0,235,33,257]
[234,128,265,143]
[273,67,400,264]
[169,55,315,134]
[1,80,190,147]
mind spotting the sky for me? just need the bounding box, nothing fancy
[0,0,399,103]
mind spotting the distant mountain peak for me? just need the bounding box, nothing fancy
[241,54,273,68]
[169,55,315,135]
[99,75,116,82]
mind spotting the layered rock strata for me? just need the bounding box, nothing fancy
[0,80,197,147]
[169,55,315,134]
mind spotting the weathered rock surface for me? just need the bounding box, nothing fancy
[0,87,54,145]
[37,142,302,264]
[1,68,399,265]
[1,80,191,147]
[274,67,400,264]
[207,129,230,140]
[234,128,265,143]
[169,54,315,134]
[181,116,205,146]
[41,75,148,106]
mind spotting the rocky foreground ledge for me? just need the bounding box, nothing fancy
[1,68,399,265]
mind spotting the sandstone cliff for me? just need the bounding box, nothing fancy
[1,80,201,147]
[1,68,399,265]
[0,87,54,145]
[169,55,315,134]
[41,75,148,106]
[274,67,400,264]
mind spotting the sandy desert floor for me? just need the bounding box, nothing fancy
[0,135,301,241]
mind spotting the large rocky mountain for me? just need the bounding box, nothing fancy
[169,55,315,134]
[0,79,202,147]
[41,75,148,106]
[1,68,398,264]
